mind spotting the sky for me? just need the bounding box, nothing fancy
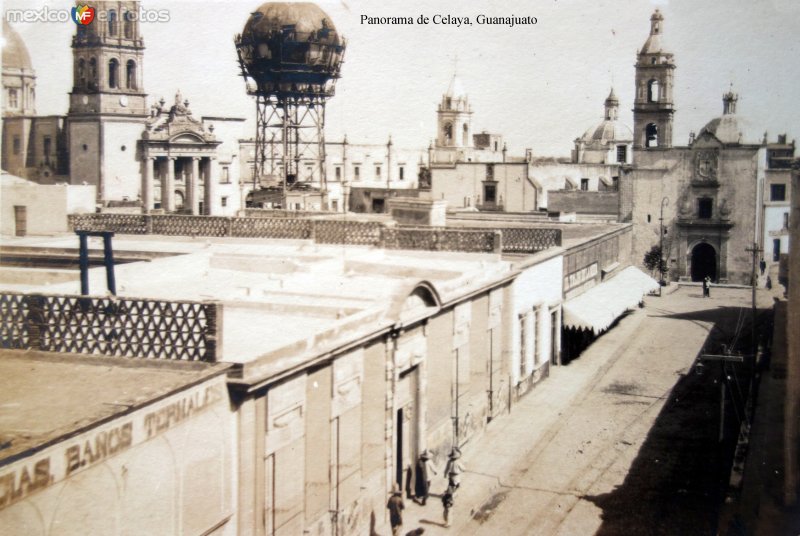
[4,0,800,156]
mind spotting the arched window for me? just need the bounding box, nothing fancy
[645,123,659,148]
[462,123,469,146]
[647,79,660,103]
[123,12,133,39]
[89,58,98,89]
[78,59,86,88]
[108,10,117,36]
[108,59,119,89]
[126,60,136,89]
[444,123,453,144]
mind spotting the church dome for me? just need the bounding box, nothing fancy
[580,88,632,144]
[698,115,744,145]
[697,90,751,145]
[581,120,633,144]
[2,21,34,73]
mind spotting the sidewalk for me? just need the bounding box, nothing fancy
[376,301,652,535]
[720,299,800,535]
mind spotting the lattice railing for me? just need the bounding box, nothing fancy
[0,293,28,349]
[0,292,220,361]
[152,215,230,237]
[69,214,148,234]
[69,214,565,255]
[231,217,311,239]
[496,227,562,253]
[398,225,561,253]
[314,220,383,246]
[384,228,501,253]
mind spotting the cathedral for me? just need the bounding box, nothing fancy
[2,2,243,216]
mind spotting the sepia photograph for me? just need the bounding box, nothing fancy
[0,0,798,534]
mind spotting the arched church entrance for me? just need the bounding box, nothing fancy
[691,243,717,282]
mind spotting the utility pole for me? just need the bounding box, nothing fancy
[745,242,763,358]
[659,197,669,296]
[698,351,746,442]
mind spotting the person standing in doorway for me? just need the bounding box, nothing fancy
[387,484,405,536]
[702,276,710,298]
[414,450,437,505]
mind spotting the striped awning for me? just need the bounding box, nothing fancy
[562,266,659,333]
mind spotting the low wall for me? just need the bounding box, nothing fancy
[69,214,509,254]
[548,190,619,215]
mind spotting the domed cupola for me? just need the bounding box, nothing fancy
[697,88,748,145]
[574,88,633,164]
[2,20,36,116]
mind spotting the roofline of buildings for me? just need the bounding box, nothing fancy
[0,350,233,467]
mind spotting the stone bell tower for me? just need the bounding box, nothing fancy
[633,9,675,149]
[436,73,473,149]
[67,0,148,202]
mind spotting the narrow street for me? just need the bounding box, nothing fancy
[393,286,771,536]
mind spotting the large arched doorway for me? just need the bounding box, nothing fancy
[691,243,717,282]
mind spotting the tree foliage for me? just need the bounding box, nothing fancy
[643,245,668,277]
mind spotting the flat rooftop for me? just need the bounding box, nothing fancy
[0,350,230,465]
[0,235,515,378]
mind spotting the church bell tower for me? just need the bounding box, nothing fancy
[436,73,472,150]
[633,9,675,149]
[67,0,148,202]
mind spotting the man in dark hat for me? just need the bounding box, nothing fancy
[414,449,437,505]
[387,484,405,536]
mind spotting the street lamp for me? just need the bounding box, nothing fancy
[659,197,669,296]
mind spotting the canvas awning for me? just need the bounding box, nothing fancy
[562,266,659,333]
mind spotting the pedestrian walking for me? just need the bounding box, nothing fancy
[387,484,405,536]
[702,276,710,298]
[766,275,772,290]
[759,258,766,275]
[414,450,437,505]
[444,447,465,490]
[441,487,454,528]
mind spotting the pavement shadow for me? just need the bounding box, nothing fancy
[583,306,755,536]
[654,304,772,353]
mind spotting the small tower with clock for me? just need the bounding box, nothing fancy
[67,0,148,202]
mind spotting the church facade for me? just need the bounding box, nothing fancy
[620,10,794,285]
